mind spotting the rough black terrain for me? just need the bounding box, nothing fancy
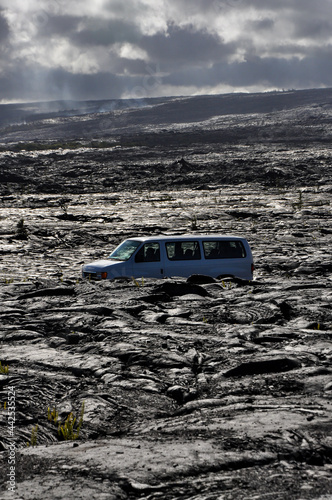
[0,89,332,499]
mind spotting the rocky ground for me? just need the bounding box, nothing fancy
[1,90,332,499]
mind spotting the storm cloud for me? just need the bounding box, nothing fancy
[0,10,9,41]
[1,0,332,102]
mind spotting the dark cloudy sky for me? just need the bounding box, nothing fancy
[1,0,332,102]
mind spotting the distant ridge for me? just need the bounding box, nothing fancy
[1,87,332,144]
[1,87,332,128]
[0,96,174,128]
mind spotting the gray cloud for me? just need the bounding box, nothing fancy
[0,0,332,102]
[247,18,275,32]
[164,51,332,90]
[237,0,330,12]
[37,14,81,37]
[293,17,332,39]
[0,10,9,41]
[138,23,234,69]
[71,18,142,47]
[0,63,124,102]
[35,14,142,47]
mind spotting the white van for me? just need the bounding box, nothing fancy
[82,235,254,281]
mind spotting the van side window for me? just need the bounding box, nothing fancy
[135,243,160,262]
[203,241,246,259]
[166,241,201,260]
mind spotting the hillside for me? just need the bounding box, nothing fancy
[1,87,332,145]
[0,88,332,500]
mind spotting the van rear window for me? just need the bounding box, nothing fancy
[166,241,201,260]
[203,240,246,259]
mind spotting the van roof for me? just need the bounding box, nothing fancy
[127,234,247,242]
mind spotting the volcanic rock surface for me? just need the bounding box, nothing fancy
[1,89,332,499]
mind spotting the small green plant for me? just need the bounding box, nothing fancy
[48,406,59,424]
[58,402,85,441]
[132,277,145,287]
[132,277,140,287]
[27,425,38,447]
[3,278,14,284]
[0,361,9,374]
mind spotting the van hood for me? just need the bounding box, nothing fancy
[83,259,122,271]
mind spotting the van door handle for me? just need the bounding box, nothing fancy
[161,269,164,274]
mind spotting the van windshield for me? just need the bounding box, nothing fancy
[108,240,141,261]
